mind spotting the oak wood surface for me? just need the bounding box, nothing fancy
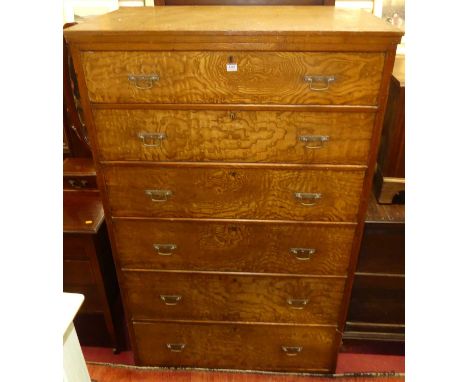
[102,164,365,221]
[64,7,403,37]
[113,219,355,275]
[65,6,403,369]
[83,51,384,106]
[123,271,345,324]
[133,320,337,372]
[93,109,375,164]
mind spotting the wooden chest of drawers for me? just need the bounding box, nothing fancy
[65,6,402,373]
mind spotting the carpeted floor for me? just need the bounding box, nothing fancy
[87,362,405,382]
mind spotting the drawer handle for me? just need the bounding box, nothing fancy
[68,179,88,189]
[166,343,186,352]
[145,189,172,202]
[294,192,322,206]
[138,132,166,147]
[281,346,303,356]
[160,295,182,305]
[153,243,177,256]
[128,74,160,89]
[298,135,329,149]
[287,298,309,309]
[304,75,335,91]
[290,247,316,261]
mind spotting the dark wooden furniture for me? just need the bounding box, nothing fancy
[63,23,92,159]
[374,54,405,204]
[64,7,402,372]
[63,159,121,352]
[343,192,404,352]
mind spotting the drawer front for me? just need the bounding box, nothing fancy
[123,271,345,324]
[103,165,365,221]
[93,109,375,164]
[63,260,96,286]
[63,234,93,260]
[133,321,337,372]
[82,51,384,105]
[115,219,355,275]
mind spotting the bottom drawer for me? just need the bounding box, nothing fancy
[133,321,337,372]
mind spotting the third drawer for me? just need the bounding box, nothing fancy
[114,219,356,275]
[102,164,365,221]
[123,271,345,324]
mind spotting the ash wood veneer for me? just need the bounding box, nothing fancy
[64,6,403,373]
[93,109,375,164]
[113,219,356,275]
[123,271,345,324]
[133,321,337,372]
[103,164,365,221]
[82,51,384,105]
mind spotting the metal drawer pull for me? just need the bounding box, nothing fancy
[290,247,316,261]
[298,135,329,149]
[128,74,159,89]
[153,243,177,256]
[281,346,303,356]
[294,192,322,206]
[166,343,186,352]
[304,75,335,91]
[287,298,310,309]
[160,295,182,305]
[138,132,166,147]
[145,189,172,202]
[68,179,88,189]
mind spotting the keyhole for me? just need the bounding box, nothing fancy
[228,55,234,64]
[229,112,236,120]
[229,171,237,178]
[228,225,238,233]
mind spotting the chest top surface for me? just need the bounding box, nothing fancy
[64,6,403,44]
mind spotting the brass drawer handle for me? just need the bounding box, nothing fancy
[160,295,182,305]
[287,298,309,309]
[290,247,316,261]
[304,75,335,91]
[138,132,166,147]
[294,192,322,206]
[153,243,177,256]
[68,179,88,189]
[298,135,329,149]
[281,346,303,356]
[128,74,160,89]
[166,343,186,352]
[145,189,172,202]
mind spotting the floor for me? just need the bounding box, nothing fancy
[82,346,405,382]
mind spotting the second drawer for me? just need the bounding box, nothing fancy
[123,271,346,324]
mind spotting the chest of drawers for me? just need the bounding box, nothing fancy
[65,6,402,373]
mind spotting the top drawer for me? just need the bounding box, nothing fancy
[82,51,384,105]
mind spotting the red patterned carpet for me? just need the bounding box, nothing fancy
[87,363,404,382]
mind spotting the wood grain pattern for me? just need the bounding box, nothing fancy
[64,6,403,37]
[133,321,337,372]
[103,164,365,221]
[93,109,375,164]
[82,51,384,105]
[123,271,345,324]
[113,219,356,275]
